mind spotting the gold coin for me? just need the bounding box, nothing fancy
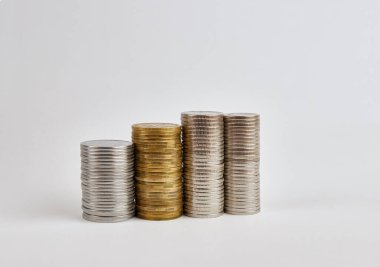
[136,187,182,194]
[135,165,182,171]
[136,198,183,206]
[137,210,182,221]
[133,146,181,151]
[135,172,181,178]
[136,205,182,212]
[133,122,183,219]
[135,168,182,174]
[132,123,181,132]
[135,177,182,184]
[135,190,183,197]
[135,155,182,161]
[136,181,182,188]
[136,196,183,203]
[137,196,183,203]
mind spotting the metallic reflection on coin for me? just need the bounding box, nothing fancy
[80,140,135,222]
[224,113,260,215]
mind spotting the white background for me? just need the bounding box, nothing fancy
[1,0,379,266]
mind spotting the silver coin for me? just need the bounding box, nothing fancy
[185,199,224,205]
[185,190,224,196]
[82,199,134,206]
[81,140,132,149]
[82,189,135,196]
[81,158,132,164]
[82,212,134,223]
[82,203,135,212]
[80,152,133,158]
[185,206,224,213]
[184,183,223,189]
[181,111,225,217]
[184,212,223,217]
[224,113,260,215]
[82,206,134,215]
[81,178,134,185]
[80,139,135,222]
[82,199,135,207]
[181,110,223,117]
[81,183,135,191]
[81,176,133,182]
[185,191,224,198]
[185,201,224,208]
[185,190,224,197]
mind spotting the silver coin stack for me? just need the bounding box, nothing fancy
[181,111,224,218]
[224,113,260,215]
[80,140,135,222]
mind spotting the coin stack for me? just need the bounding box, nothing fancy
[132,123,183,220]
[224,113,260,215]
[80,140,135,222]
[181,111,224,218]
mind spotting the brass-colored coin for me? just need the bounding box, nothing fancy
[135,168,182,175]
[136,204,182,212]
[135,171,181,177]
[132,139,181,145]
[132,131,181,136]
[135,153,182,159]
[132,123,181,132]
[136,190,182,197]
[132,138,181,144]
[136,161,181,166]
[137,197,182,204]
[132,129,181,134]
[136,192,182,199]
[135,158,182,164]
[136,181,182,188]
[136,185,182,194]
[135,178,182,185]
[133,122,183,220]
[137,210,182,221]
[136,197,182,205]
[134,147,182,153]
[137,197,183,204]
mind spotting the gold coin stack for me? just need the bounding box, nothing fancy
[132,123,183,220]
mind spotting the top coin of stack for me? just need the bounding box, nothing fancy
[80,140,135,223]
[224,113,260,215]
[181,111,224,218]
[132,123,183,220]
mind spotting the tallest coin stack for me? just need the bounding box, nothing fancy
[181,111,224,218]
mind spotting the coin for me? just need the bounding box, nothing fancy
[132,123,183,220]
[82,212,133,223]
[136,210,182,221]
[80,140,135,222]
[181,111,224,218]
[224,113,260,215]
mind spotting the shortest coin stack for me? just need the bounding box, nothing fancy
[224,113,260,215]
[80,140,135,222]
